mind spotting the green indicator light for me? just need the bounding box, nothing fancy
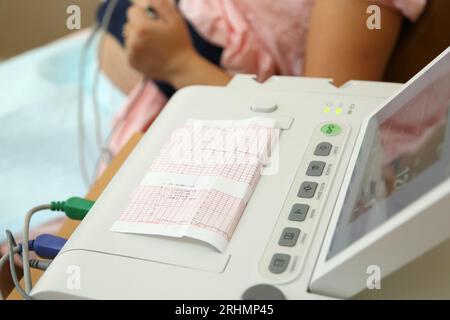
[335,108,343,115]
[324,107,331,113]
[321,123,342,136]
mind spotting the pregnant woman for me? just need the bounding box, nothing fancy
[98,0,426,158]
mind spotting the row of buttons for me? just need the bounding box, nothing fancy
[269,140,334,274]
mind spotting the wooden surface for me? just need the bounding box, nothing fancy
[7,133,143,300]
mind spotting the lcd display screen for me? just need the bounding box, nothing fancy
[328,52,450,259]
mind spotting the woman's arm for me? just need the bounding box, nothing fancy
[124,0,231,89]
[100,33,143,94]
[165,51,232,89]
[304,0,403,86]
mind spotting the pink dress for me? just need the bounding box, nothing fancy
[107,0,427,163]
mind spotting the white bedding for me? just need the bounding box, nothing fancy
[0,31,125,241]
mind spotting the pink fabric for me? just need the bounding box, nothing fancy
[102,81,167,174]
[181,0,314,78]
[107,0,427,158]
[379,0,427,21]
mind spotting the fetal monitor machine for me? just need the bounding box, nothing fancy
[31,47,450,299]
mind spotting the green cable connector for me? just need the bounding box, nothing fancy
[50,197,95,220]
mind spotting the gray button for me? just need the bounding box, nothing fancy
[269,254,291,274]
[289,204,309,221]
[250,99,278,113]
[307,161,326,176]
[242,284,286,300]
[314,142,333,156]
[278,228,300,247]
[298,182,318,198]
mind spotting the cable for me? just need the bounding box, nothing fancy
[51,197,95,221]
[81,1,160,183]
[22,204,52,293]
[1,230,19,285]
[78,24,102,188]
[91,79,148,178]
[89,1,159,181]
[0,252,13,274]
[20,234,68,260]
[92,62,104,153]
[80,0,168,186]
[0,249,19,275]
[0,246,20,300]
[1,233,67,300]
[1,249,49,300]
[2,199,90,299]
[92,0,119,151]
[78,0,119,188]
[6,230,32,300]
[29,259,51,272]
[0,254,9,300]
[21,198,92,293]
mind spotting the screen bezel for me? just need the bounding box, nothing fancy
[310,47,450,298]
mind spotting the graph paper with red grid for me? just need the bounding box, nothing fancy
[111,118,279,252]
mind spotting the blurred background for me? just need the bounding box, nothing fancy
[0,0,100,60]
[0,0,449,82]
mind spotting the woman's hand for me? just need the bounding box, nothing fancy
[124,0,196,83]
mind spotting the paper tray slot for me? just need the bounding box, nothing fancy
[69,232,231,273]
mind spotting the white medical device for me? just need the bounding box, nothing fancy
[32,47,450,299]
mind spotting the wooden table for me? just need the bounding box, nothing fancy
[7,133,143,300]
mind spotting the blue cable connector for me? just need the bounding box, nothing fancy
[19,234,67,259]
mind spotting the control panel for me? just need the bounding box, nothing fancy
[259,122,349,283]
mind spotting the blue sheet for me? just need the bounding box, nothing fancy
[0,32,125,241]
